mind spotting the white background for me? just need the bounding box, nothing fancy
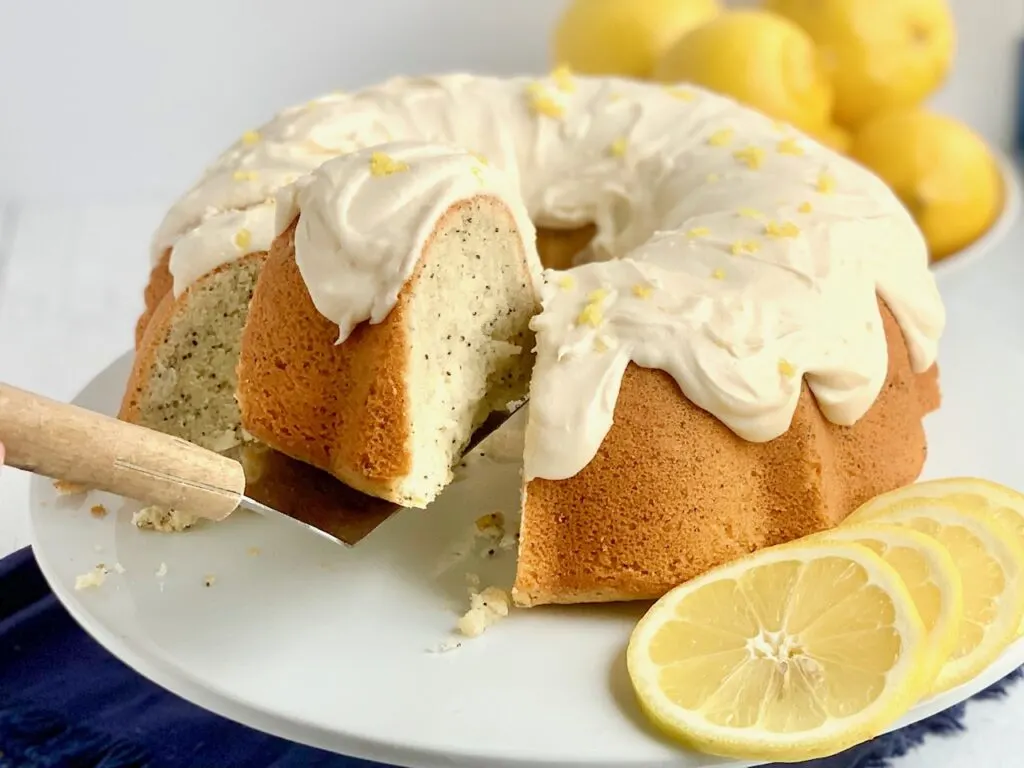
[1,1,1023,766]
[0,0,1022,202]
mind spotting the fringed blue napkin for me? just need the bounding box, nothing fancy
[1,546,1018,768]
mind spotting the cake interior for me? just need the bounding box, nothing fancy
[400,200,540,504]
[129,253,265,453]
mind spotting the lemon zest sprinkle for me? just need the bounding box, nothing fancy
[526,83,564,118]
[776,138,804,156]
[665,86,696,101]
[577,303,603,327]
[369,152,410,177]
[817,172,837,194]
[551,65,575,93]
[232,228,252,250]
[731,239,760,255]
[733,146,766,169]
[765,221,801,238]
[707,129,734,147]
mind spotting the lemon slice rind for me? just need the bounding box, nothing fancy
[847,497,1024,695]
[854,477,1024,636]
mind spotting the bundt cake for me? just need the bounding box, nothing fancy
[122,71,945,607]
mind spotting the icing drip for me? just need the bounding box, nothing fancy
[274,142,539,344]
[152,72,945,481]
[168,202,276,296]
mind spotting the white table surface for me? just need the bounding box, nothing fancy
[1,199,1023,767]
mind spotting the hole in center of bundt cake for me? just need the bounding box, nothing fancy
[535,223,598,271]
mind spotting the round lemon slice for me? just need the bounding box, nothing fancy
[853,478,1024,602]
[816,524,962,694]
[626,542,927,762]
[846,496,1024,695]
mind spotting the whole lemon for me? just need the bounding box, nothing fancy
[765,0,956,129]
[809,122,852,154]
[850,110,1002,261]
[653,10,832,133]
[552,0,721,78]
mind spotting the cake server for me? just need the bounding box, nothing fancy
[0,383,520,546]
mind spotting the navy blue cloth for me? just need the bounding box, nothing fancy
[0,547,1019,768]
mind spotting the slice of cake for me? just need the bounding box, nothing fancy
[236,142,542,508]
[120,204,276,452]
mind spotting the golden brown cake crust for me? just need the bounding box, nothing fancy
[235,219,414,501]
[513,300,940,607]
[135,249,173,348]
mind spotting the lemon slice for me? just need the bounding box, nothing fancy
[627,542,927,761]
[853,478,1024,598]
[846,496,1024,695]
[816,524,962,694]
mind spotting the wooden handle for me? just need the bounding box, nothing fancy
[0,383,245,521]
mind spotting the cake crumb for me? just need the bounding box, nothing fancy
[203,574,217,588]
[247,546,262,557]
[457,586,511,638]
[53,479,89,496]
[155,562,168,578]
[75,565,109,590]
[505,396,527,413]
[90,504,108,519]
[428,639,464,654]
[498,526,520,552]
[434,512,515,576]
[113,562,126,575]
[133,505,199,533]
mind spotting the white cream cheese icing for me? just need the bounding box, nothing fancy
[167,202,276,296]
[152,71,946,482]
[273,141,539,343]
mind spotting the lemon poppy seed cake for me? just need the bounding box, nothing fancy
[123,71,945,605]
[121,204,277,452]
[237,143,542,506]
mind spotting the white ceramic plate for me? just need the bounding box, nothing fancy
[29,270,1024,768]
[930,149,1022,280]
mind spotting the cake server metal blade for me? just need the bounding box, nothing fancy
[227,443,401,546]
[228,408,523,546]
